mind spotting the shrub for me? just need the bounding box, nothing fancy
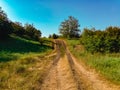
[81,26,120,53]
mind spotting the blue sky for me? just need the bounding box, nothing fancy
[0,0,120,37]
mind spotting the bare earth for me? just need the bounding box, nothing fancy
[40,40,120,90]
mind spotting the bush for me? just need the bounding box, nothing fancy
[81,26,120,53]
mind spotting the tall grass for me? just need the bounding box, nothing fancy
[0,52,55,90]
[0,35,54,89]
[66,39,120,84]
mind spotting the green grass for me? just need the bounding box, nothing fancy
[0,35,54,90]
[66,39,120,84]
[0,52,55,90]
[0,35,52,62]
[84,54,120,84]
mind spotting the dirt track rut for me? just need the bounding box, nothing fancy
[40,40,120,90]
[41,40,82,90]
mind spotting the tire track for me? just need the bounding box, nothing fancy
[40,40,83,90]
[40,40,120,90]
[40,40,61,90]
[63,41,84,90]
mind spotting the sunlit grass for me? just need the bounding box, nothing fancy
[0,35,54,89]
[0,52,55,89]
[0,35,53,62]
[66,39,120,84]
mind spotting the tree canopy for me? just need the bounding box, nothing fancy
[24,23,41,41]
[0,7,42,41]
[59,16,80,38]
[81,26,120,53]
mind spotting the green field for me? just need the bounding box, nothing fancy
[0,36,54,90]
[66,39,120,84]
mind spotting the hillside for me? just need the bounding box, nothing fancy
[0,35,55,89]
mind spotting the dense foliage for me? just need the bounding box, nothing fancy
[0,7,41,41]
[24,23,41,41]
[0,7,13,39]
[59,16,80,38]
[81,27,120,53]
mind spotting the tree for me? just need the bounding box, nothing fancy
[48,34,52,38]
[52,33,59,39]
[0,7,8,21]
[0,7,42,41]
[11,22,25,36]
[59,16,80,38]
[0,7,12,39]
[81,26,120,53]
[24,23,41,41]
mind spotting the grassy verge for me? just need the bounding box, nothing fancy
[66,39,120,84]
[0,36,54,90]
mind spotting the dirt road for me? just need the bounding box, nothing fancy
[40,40,120,90]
